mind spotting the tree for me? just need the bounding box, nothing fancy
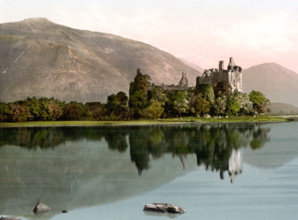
[129,90,148,118]
[226,93,241,115]
[249,90,270,114]
[213,96,227,115]
[0,102,9,122]
[238,93,253,115]
[47,102,63,120]
[226,91,253,115]
[132,69,151,93]
[44,98,64,121]
[25,97,50,121]
[214,81,232,98]
[148,86,168,106]
[106,91,129,119]
[85,102,108,120]
[62,102,86,120]
[8,103,30,122]
[194,96,211,116]
[142,101,164,119]
[166,91,190,116]
[196,83,215,103]
[129,69,151,118]
[129,69,151,97]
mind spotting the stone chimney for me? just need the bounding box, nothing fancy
[219,60,224,71]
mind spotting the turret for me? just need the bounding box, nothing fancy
[178,72,188,88]
[228,57,235,67]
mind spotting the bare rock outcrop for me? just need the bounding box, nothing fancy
[143,203,185,214]
[33,202,51,215]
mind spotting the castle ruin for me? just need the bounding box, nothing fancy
[157,57,242,93]
[196,57,242,92]
[160,72,189,91]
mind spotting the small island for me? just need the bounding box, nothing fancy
[0,57,287,126]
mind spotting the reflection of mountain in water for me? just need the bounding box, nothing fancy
[0,124,270,219]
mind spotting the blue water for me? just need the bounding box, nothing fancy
[1,122,298,220]
[51,160,298,220]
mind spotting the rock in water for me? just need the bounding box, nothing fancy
[0,217,21,220]
[143,203,185,214]
[33,202,51,214]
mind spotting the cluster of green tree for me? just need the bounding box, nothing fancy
[0,124,270,178]
[0,69,269,122]
[129,70,270,119]
[0,93,129,122]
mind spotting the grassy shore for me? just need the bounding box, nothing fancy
[0,115,290,127]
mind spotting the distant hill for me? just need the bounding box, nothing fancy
[243,63,298,106]
[268,103,298,115]
[0,18,200,103]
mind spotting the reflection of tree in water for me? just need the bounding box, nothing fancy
[127,124,270,180]
[0,127,65,149]
[129,127,151,175]
[105,129,128,152]
[0,124,270,180]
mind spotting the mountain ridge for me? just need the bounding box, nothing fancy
[243,62,298,106]
[1,18,297,106]
[0,18,200,102]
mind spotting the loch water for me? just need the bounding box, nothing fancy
[0,122,298,220]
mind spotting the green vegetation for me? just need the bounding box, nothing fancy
[0,69,273,123]
[0,115,287,127]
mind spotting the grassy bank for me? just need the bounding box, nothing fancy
[0,116,289,127]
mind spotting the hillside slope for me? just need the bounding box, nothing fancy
[243,63,298,106]
[0,18,200,102]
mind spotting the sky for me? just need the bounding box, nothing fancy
[0,0,298,72]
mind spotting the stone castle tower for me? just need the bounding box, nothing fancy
[196,57,243,92]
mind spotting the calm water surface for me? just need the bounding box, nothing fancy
[0,122,298,220]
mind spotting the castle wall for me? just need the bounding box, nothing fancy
[197,57,243,92]
[228,71,242,92]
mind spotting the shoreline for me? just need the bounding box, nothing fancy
[0,116,293,128]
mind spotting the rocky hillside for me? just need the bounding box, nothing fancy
[243,63,298,106]
[0,18,200,103]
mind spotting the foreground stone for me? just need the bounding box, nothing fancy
[0,217,21,220]
[33,202,51,215]
[143,203,185,214]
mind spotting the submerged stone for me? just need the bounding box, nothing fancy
[0,217,21,220]
[143,203,185,214]
[33,202,51,215]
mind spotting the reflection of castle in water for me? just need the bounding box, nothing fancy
[0,124,269,183]
[228,149,242,183]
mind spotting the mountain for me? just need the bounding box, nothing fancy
[268,103,298,115]
[0,18,200,103]
[179,58,204,73]
[243,63,298,106]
